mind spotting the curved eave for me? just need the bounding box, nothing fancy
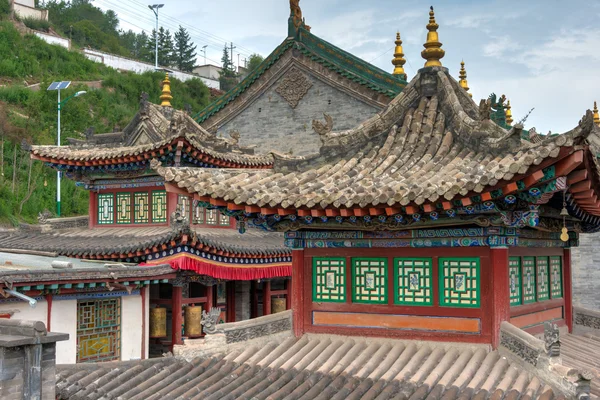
[30,137,274,171]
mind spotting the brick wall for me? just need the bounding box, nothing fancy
[216,71,379,156]
[0,319,68,400]
[571,232,600,310]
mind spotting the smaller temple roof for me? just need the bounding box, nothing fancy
[30,101,273,169]
[55,333,563,400]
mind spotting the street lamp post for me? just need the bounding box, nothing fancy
[202,45,207,65]
[148,4,164,70]
[47,81,86,216]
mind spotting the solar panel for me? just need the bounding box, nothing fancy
[47,81,71,91]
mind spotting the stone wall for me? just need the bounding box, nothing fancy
[571,232,600,310]
[216,69,379,156]
[0,319,67,400]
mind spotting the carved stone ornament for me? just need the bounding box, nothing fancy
[201,307,222,334]
[312,113,333,139]
[275,68,313,109]
[499,330,540,366]
[225,315,292,343]
[37,209,52,224]
[170,206,190,231]
[543,321,560,357]
[574,310,600,330]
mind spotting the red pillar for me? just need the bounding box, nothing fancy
[250,281,258,319]
[563,248,573,332]
[491,247,510,349]
[226,282,236,322]
[89,192,97,228]
[285,279,292,310]
[205,285,214,311]
[46,294,52,331]
[291,249,305,337]
[263,281,272,316]
[171,285,183,346]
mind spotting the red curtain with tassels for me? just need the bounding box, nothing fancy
[141,253,292,280]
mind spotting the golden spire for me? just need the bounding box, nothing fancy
[505,100,513,126]
[594,101,600,126]
[160,72,173,107]
[421,6,445,67]
[458,60,471,97]
[392,32,407,80]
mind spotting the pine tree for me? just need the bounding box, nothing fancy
[158,27,175,67]
[219,43,237,91]
[173,26,197,72]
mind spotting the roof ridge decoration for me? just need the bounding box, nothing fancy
[458,60,471,97]
[392,32,407,80]
[505,100,513,126]
[593,101,599,126]
[421,6,445,67]
[160,73,173,107]
[288,0,310,38]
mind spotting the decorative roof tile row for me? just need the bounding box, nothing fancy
[56,334,564,399]
[0,226,288,261]
[157,68,600,216]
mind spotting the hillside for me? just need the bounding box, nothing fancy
[0,20,211,226]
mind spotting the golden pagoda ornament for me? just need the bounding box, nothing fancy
[421,6,445,67]
[458,61,471,97]
[160,72,173,107]
[505,100,513,126]
[594,101,600,126]
[392,32,407,80]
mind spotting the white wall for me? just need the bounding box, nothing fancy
[82,49,220,89]
[13,2,48,20]
[34,31,70,49]
[0,298,47,324]
[15,0,35,8]
[193,65,221,81]
[121,294,143,361]
[51,299,77,364]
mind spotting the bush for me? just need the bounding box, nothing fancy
[0,0,9,17]
[22,17,51,32]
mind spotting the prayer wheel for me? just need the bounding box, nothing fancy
[149,307,167,338]
[271,297,286,314]
[184,306,203,337]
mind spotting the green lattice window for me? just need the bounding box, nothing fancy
[522,257,536,304]
[134,192,149,224]
[536,256,550,301]
[177,195,190,219]
[219,212,230,226]
[550,256,563,298]
[439,257,480,308]
[313,257,346,302]
[394,258,432,306]
[193,205,205,224]
[509,257,522,306]
[116,192,131,224]
[77,298,121,362]
[151,190,167,223]
[206,209,218,225]
[352,258,388,304]
[97,193,114,225]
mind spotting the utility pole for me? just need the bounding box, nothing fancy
[229,42,236,71]
[148,4,164,70]
[243,58,247,68]
[202,45,207,65]
[237,53,240,71]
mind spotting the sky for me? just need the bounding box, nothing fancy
[94,0,600,134]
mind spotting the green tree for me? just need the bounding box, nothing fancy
[246,53,264,72]
[173,26,197,72]
[219,44,237,91]
[148,27,174,67]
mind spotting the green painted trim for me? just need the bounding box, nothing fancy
[161,279,169,283]
[312,257,346,303]
[550,256,563,299]
[393,257,433,306]
[97,193,114,225]
[48,284,59,289]
[62,283,72,289]
[116,192,132,224]
[438,257,480,308]
[76,283,85,289]
[351,257,388,305]
[35,284,44,290]
[133,191,150,224]
[20,286,30,291]
[88,283,96,288]
[522,256,537,304]
[536,256,550,301]
[151,190,167,223]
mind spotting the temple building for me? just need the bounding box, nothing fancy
[0,0,409,364]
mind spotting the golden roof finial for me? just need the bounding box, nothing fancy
[392,32,407,80]
[594,101,600,126]
[505,100,513,126]
[458,60,471,97]
[160,72,173,107]
[421,6,445,67]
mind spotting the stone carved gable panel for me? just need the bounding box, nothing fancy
[275,68,313,109]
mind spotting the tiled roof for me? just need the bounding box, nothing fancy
[562,333,600,397]
[157,67,600,214]
[193,28,406,124]
[55,334,564,400]
[0,226,288,261]
[31,103,273,168]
